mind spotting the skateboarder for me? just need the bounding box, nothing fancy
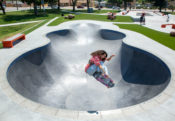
[85,50,115,87]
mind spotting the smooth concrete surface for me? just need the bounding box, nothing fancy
[7,22,170,111]
[0,16,175,121]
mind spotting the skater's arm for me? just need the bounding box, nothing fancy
[106,55,115,61]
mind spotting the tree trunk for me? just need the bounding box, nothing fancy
[57,0,60,11]
[87,0,89,12]
[71,0,77,12]
[33,1,38,16]
[98,3,100,10]
[50,0,53,9]
[16,0,18,10]
[0,1,6,15]
[129,3,131,10]
[73,2,75,11]
[159,6,162,12]
[117,1,120,7]
[98,0,101,10]
[124,0,127,10]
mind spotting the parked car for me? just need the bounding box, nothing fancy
[51,5,58,9]
[77,5,84,8]
[95,6,103,8]
[112,6,120,10]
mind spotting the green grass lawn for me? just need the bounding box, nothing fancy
[0,9,121,25]
[0,22,39,41]
[49,14,133,26]
[116,24,175,50]
[0,42,2,49]
[0,10,60,25]
[162,11,175,15]
[0,19,50,49]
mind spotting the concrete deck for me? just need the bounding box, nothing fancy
[0,16,175,121]
[127,11,175,33]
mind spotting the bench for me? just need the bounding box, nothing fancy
[2,33,25,48]
[161,24,175,29]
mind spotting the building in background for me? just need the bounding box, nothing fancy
[60,0,71,6]
[169,1,175,6]
[5,1,29,7]
[59,0,94,7]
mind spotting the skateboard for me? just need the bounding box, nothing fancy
[93,72,115,88]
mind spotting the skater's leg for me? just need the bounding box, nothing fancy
[86,64,98,76]
[102,65,108,75]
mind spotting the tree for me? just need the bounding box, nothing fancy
[153,0,167,12]
[71,0,77,12]
[123,0,127,10]
[168,0,175,12]
[48,0,57,9]
[98,0,101,10]
[123,0,132,10]
[117,0,122,7]
[33,0,39,15]
[108,0,122,7]
[21,0,41,16]
[169,5,175,12]
[57,0,60,11]
[22,0,57,16]
[16,0,19,10]
[87,0,90,12]
[0,0,6,14]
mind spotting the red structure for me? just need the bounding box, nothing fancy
[2,33,25,48]
[161,24,175,29]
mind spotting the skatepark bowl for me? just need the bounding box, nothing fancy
[7,23,170,112]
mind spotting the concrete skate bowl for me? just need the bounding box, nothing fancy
[7,23,170,111]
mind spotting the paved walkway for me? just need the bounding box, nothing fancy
[0,20,43,27]
[127,11,175,33]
